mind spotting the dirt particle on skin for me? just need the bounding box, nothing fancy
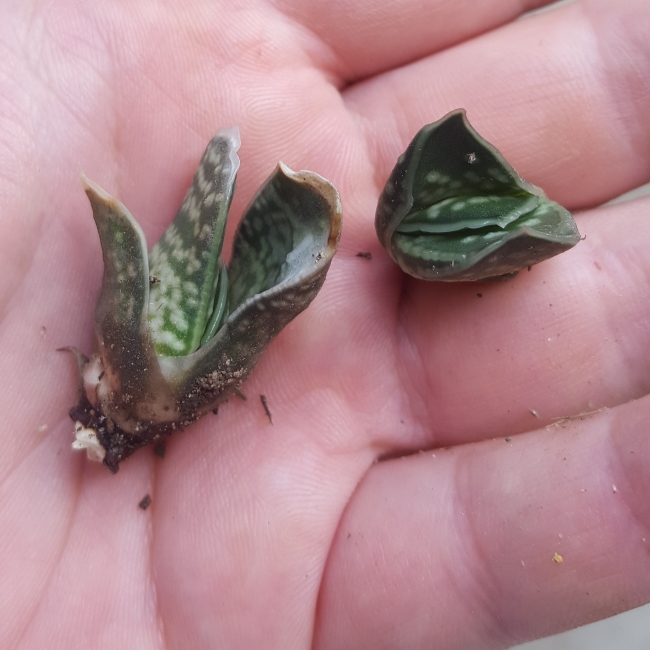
[505,436,512,442]
[138,494,152,510]
[356,252,372,260]
[552,552,563,564]
[260,395,273,424]
[529,409,538,417]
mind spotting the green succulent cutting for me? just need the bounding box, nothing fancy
[376,109,581,281]
[66,128,341,472]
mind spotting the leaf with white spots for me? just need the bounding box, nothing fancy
[228,163,340,310]
[69,136,342,471]
[159,164,342,407]
[82,176,161,413]
[376,110,580,281]
[148,128,241,356]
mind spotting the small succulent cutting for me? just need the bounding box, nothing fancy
[67,127,341,472]
[376,109,580,281]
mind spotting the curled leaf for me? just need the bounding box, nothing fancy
[376,110,580,281]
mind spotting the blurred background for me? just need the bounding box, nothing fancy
[512,603,650,650]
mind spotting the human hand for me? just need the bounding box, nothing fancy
[1,0,648,648]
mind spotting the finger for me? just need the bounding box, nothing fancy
[271,0,556,81]
[315,396,650,650]
[393,196,650,446]
[12,456,160,648]
[345,0,650,209]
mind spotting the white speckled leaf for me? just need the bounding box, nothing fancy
[158,164,342,413]
[70,137,343,471]
[148,128,241,356]
[395,193,540,233]
[376,110,581,281]
[82,176,160,409]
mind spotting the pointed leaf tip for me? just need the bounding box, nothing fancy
[148,130,241,356]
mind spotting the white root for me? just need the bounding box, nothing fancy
[72,422,106,462]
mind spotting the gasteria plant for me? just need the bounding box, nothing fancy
[375,110,581,281]
[66,128,342,472]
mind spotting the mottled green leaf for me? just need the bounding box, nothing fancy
[71,140,342,471]
[199,261,229,347]
[159,164,342,409]
[376,110,580,281]
[148,128,240,356]
[82,176,160,414]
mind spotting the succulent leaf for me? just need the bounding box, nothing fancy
[159,163,342,409]
[228,163,340,310]
[199,260,230,347]
[81,176,162,416]
[148,128,240,356]
[376,109,580,281]
[69,137,341,471]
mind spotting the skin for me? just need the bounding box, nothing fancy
[0,0,649,647]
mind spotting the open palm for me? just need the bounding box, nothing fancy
[2,0,649,648]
